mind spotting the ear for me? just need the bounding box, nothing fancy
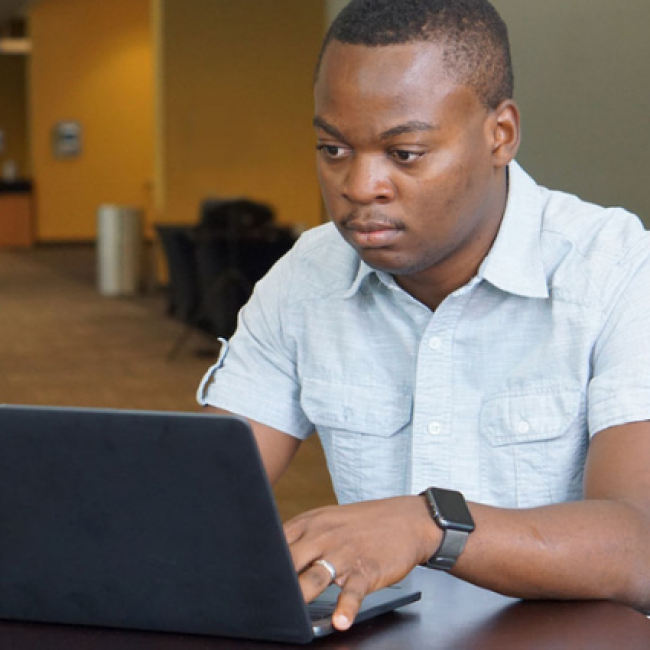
[490,99,521,168]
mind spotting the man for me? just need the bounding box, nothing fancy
[198,0,650,631]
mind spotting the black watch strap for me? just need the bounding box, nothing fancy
[424,528,470,571]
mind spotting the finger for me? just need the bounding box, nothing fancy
[313,558,337,584]
[332,572,370,631]
[283,514,309,546]
[287,532,324,575]
[298,560,339,604]
[285,515,337,574]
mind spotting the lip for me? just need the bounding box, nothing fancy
[343,220,403,249]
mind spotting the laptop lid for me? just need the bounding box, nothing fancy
[0,405,419,643]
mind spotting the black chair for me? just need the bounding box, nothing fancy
[155,225,200,323]
[195,198,275,235]
[156,200,296,356]
[194,231,294,339]
[192,198,294,339]
[155,224,214,358]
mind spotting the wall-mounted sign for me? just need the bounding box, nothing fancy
[52,121,82,159]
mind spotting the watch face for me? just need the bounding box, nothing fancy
[429,488,475,532]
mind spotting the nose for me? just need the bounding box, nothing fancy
[342,155,395,205]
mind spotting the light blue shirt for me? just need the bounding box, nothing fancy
[198,162,650,509]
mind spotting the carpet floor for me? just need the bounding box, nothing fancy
[0,244,335,520]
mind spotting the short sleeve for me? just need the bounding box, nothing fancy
[196,251,314,440]
[588,246,650,435]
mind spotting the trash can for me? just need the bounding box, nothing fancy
[97,204,143,296]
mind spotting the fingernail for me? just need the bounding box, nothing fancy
[333,613,351,630]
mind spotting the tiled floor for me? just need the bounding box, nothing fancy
[0,244,336,521]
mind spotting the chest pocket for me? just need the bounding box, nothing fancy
[301,377,412,436]
[300,378,413,504]
[480,386,586,508]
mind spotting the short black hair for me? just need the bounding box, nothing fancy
[317,0,514,110]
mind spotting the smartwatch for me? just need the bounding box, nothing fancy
[420,487,475,571]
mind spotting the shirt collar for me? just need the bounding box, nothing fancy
[343,259,377,298]
[478,161,549,299]
[343,160,549,300]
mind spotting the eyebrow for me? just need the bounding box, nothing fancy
[378,120,438,140]
[313,116,438,142]
[312,116,347,142]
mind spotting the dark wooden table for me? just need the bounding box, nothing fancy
[0,567,648,649]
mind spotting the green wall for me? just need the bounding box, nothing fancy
[492,0,650,225]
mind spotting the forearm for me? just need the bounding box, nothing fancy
[451,499,650,611]
[285,492,650,632]
[286,424,650,629]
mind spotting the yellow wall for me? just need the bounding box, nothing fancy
[0,55,29,178]
[29,0,154,241]
[158,0,324,229]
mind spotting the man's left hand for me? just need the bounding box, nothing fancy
[284,495,439,630]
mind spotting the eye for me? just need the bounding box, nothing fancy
[317,144,349,160]
[390,150,423,164]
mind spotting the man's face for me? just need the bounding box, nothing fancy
[314,41,508,285]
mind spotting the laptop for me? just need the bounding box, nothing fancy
[0,405,420,643]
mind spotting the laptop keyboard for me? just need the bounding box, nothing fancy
[308,600,337,621]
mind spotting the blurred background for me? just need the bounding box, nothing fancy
[0,0,648,519]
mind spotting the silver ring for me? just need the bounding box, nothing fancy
[314,558,337,583]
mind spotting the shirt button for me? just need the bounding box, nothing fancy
[428,421,442,435]
[517,421,530,434]
[428,336,442,350]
